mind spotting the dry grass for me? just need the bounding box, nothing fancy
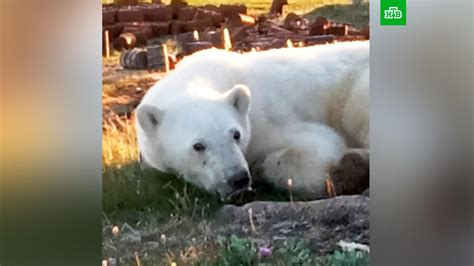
[102,115,138,168]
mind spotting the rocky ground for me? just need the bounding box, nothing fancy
[215,195,369,255]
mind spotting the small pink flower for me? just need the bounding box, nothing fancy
[259,247,272,257]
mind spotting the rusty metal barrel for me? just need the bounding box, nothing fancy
[120,48,148,70]
[147,44,168,70]
[114,32,137,50]
[182,41,213,55]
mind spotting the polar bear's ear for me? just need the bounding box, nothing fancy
[136,104,163,133]
[224,84,251,116]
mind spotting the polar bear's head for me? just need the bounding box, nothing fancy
[136,84,252,199]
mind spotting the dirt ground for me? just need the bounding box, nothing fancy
[102,54,163,123]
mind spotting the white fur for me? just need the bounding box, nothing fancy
[136,41,369,198]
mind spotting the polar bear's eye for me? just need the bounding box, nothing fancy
[233,130,241,141]
[193,142,206,152]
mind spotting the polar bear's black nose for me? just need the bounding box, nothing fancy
[228,171,250,190]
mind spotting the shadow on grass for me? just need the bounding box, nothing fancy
[303,3,370,29]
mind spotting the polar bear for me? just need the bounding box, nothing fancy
[136,41,369,200]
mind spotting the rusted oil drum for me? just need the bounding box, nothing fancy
[120,48,148,70]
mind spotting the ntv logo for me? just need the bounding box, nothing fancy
[384,7,403,19]
[381,0,406,25]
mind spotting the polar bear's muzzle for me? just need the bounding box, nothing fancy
[227,170,251,191]
[216,167,253,201]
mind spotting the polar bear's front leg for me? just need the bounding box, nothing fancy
[254,123,348,199]
[258,147,335,199]
[257,147,370,199]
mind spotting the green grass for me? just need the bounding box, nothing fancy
[304,3,370,28]
[195,236,369,265]
[103,224,369,265]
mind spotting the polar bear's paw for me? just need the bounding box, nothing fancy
[328,149,369,196]
[259,147,331,199]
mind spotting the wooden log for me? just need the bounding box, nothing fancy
[102,37,113,57]
[223,28,232,51]
[143,4,172,22]
[114,32,137,50]
[238,14,256,27]
[269,0,288,15]
[117,6,144,23]
[104,30,110,58]
[163,44,170,72]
